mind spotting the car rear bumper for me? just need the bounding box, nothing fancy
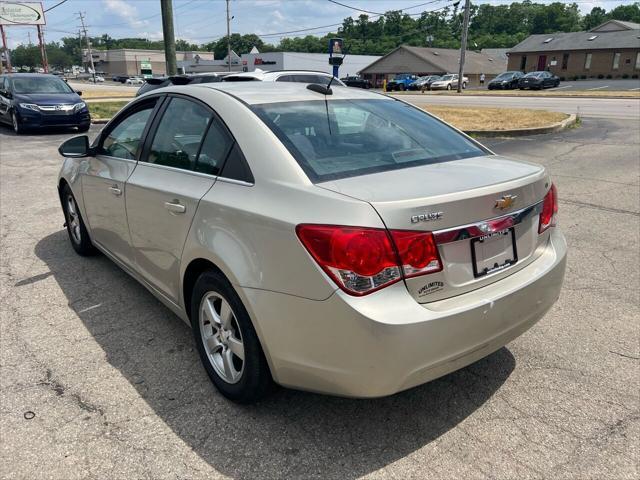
[242,228,567,398]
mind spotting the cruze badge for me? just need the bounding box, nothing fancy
[411,211,443,223]
[494,194,517,210]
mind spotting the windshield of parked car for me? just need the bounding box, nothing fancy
[495,73,513,80]
[440,75,454,81]
[252,99,487,182]
[524,72,542,78]
[11,76,74,94]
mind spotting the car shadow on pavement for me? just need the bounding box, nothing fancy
[36,230,515,479]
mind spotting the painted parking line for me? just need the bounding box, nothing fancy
[629,87,640,91]
[554,85,572,89]
[588,86,609,90]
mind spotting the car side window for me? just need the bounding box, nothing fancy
[99,100,157,160]
[220,143,254,184]
[146,97,212,171]
[276,75,292,82]
[194,118,233,175]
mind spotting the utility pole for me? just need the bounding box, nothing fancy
[0,25,10,73]
[78,12,95,81]
[160,0,177,75]
[28,32,32,46]
[226,0,232,72]
[457,0,470,93]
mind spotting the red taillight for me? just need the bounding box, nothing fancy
[539,184,558,233]
[296,224,442,296]
[389,230,443,278]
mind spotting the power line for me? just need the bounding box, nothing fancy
[44,0,69,13]
[327,0,384,15]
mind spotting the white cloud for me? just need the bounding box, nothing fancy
[104,0,149,29]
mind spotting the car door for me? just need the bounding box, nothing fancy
[81,96,161,266]
[0,77,10,123]
[125,94,234,303]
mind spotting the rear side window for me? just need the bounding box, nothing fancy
[195,119,233,175]
[145,97,212,170]
[251,99,486,182]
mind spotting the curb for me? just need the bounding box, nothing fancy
[91,114,579,136]
[464,114,577,137]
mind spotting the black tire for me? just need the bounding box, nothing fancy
[398,84,405,91]
[462,82,467,90]
[446,84,452,90]
[77,123,90,132]
[11,111,24,134]
[191,270,272,403]
[61,184,96,256]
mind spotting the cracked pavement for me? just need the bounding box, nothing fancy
[1,118,638,479]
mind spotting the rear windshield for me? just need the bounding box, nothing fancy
[251,99,487,182]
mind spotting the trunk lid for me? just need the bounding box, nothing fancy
[318,155,551,302]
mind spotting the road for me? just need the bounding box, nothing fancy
[1,120,638,479]
[401,93,640,120]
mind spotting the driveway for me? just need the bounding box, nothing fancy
[1,120,638,479]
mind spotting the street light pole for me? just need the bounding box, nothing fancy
[226,0,232,72]
[457,0,471,93]
[160,0,177,75]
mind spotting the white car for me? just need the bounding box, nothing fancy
[57,82,566,402]
[223,69,346,86]
[126,76,145,85]
[430,74,469,90]
[88,75,105,83]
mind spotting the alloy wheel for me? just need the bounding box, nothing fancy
[199,291,245,384]
[66,195,82,244]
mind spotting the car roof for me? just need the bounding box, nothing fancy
[160,81,393,105]
[3,73,58,77]
[225,69,336,80]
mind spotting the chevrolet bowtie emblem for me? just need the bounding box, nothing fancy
[494,194,517,210]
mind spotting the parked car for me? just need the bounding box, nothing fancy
[518,71,560,90]
[340,76,372,89]
[88,75,105,83]
[57,82,566,403]
[487,71,523,90]
[408,75,442,91]
[136,72,231,96]
[385,73,418,91]
[223,69,346,86]
[429,74,469,90]
[126,76,145,85]
[0,73,90,134]
[112,75,130,83]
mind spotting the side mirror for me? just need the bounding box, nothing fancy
[0,90,11,99]
[58,135,92,158]
[75,90,82,96]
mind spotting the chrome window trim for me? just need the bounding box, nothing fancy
[433,201,543,245]
[132,160,255,186]
[95,154,139,165]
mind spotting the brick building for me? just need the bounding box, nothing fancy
[507,20,640,78]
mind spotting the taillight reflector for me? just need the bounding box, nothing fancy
[296,224,442,296]
[539,184,558,233]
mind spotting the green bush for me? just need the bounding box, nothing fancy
[559,76,566,81]
[597,74,604,79]
[622,74,629,79]
[606,74,612,79]
[632,74,638,79]
[580,75,587,80]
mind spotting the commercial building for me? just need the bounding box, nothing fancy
[240,51,380,77]
[507,20,640,78]
[358,45,506,87]
[82,49,242,76]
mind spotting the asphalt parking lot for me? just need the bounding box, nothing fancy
[1,117,638,479]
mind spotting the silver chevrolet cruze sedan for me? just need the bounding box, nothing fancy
[57,82,566,403]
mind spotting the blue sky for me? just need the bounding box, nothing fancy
[4,0,637,48]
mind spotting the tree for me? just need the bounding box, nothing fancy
[582,7,608,30]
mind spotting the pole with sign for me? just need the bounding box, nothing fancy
[0,2,47,72]
[328,38,344,79]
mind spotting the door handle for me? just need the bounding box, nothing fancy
[108,185,122,196]
[164,200,186,214]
